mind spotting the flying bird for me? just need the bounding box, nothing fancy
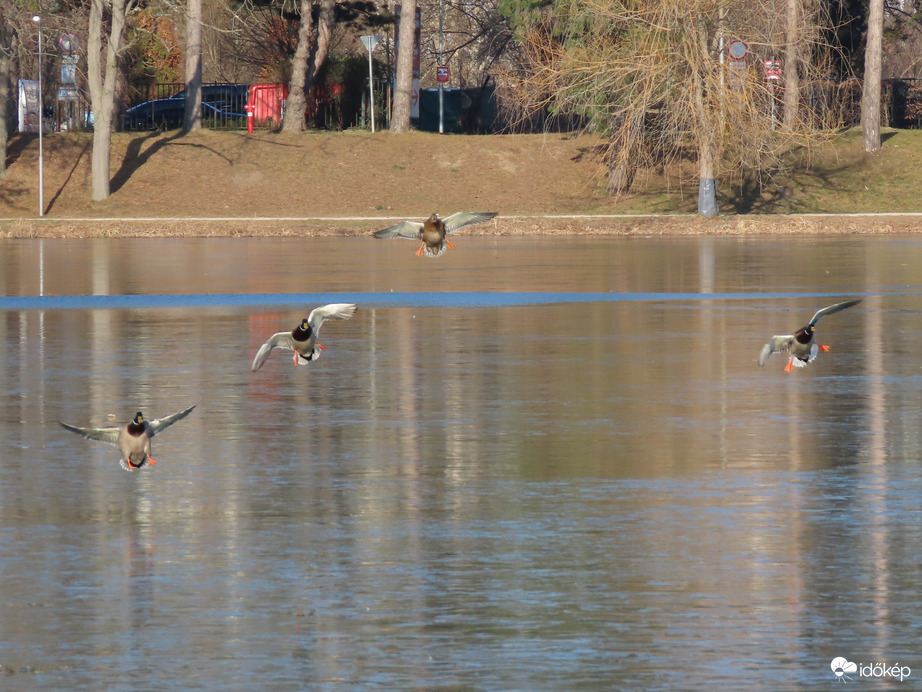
[60,404,196,471]
[373,211,498,257]
[758,300,861,372]
[251,303,357,371]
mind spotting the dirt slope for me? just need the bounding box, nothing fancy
[3,129,922,237]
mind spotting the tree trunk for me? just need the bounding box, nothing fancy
[391,0,417,133]
[606,117,637,194]
[0,23,11,180]
[309,0,334,86]
[782,0,800,130]
[862,0,884,153]
[88,0,129,201]
[282,0,313,133]
[692,17,718,217]
[697,141,718,218]
[303,0,335,127]
[183,0,203,133]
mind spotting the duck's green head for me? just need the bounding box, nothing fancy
[299,319,310,331]
[133,412,144,424]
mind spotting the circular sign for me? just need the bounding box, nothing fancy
[727,40,747,61]
[60,33,79,54]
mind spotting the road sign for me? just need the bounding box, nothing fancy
[436,66,449,83]
[57,84,79,101]
[60,33,79,54]
[727,40,747,61]
[764,60,782,81]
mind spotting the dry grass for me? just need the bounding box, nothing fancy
[3,126,922,237]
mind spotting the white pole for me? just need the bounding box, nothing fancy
[438,0,444,134]
[33,15,44,217]
[368,46,375,133]
[361,36,380,133]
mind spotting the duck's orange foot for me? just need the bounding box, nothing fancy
[317,343,326,351]
[147,454,157,466]
[445,239,456,250]
[293,352,299,367]
[784,357,794,373]
[415,244,426,257]
[819,344,831,352]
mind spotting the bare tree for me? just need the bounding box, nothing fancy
[0,12,13,180]
[690,14,719,217]
[183,0,203,132]
[88,0,133,201]
[282,0,313,131]
[862,0,883,152]
[782,0,800,130]
[418,0,514,88]
[282,0,336,131]
[307,0,334,90]
[511,0,839,216]
[391,0,417,133]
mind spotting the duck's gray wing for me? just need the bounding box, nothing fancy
[758,335,795,366]
[59,421,121,445]
[441,211,499,234]
[307,303,357,332]
[373,220,425,240]
[807,299,862,327]
[251,331,296,371]
[147,404,196,436]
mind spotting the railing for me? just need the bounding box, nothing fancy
[121,82,250,131]
[120,80,391,132]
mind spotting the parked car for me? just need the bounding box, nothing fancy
[123,98,245,131]
[172,83,250,114]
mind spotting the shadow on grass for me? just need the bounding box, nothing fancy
[722,148,858,214]
[46,138,92,215]
[110,129,253,195]
[110,130,186,194]
[4,133,34,170]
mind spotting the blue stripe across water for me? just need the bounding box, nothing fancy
[0,291,878,310]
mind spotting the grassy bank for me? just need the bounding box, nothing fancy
[1,126,921,237]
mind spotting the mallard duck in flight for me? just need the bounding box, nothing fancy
[373,211,498,257]
[251,303,357,371]
[758,300,861,372]
[60,404,196,471]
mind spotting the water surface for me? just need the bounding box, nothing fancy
[1,235,920,689]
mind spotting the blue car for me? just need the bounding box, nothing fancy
[124,95,246,131]
[173,84,250,113]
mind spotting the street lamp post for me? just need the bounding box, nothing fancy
[32,15,44,217]
[438,0,444,134]
[360,35,380,133]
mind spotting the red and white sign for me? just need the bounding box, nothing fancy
[727,40,747,61]
[436,66,450,83]
[764,60,782,81]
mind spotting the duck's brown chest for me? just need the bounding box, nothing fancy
[421,221,445,247]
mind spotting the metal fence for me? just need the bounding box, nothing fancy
[121,82,250,131]
[120,80,391,132]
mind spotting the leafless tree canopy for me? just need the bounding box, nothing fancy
[508,0,845,205]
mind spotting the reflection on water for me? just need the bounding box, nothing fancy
[1,235,921,688]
